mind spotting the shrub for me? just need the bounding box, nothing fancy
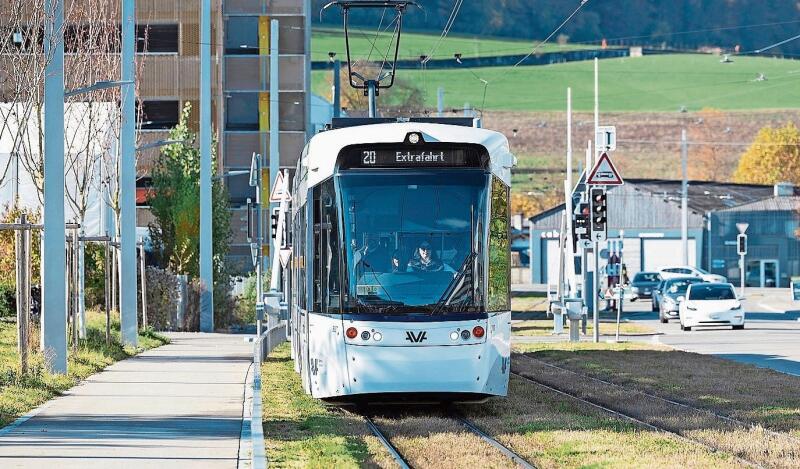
[139,267,180,331]
[0,282,15,318]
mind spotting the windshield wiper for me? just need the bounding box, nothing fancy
[430,251,477,316]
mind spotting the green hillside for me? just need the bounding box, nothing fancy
[311,27,595,62]
[313,54,800,112]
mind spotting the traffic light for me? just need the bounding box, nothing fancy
[590,188,607,235]
[574,203,590,240]
[737,233,747,256]
[270,209,279,240]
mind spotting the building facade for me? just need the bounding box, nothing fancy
[0,1,312,273]
[528,179,797,287]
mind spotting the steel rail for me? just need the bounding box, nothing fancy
[519,355,800,446]
[362,414,412,469]
[510,371,763,469]
[454,415,537,469]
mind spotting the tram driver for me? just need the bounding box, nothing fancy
[406,241,445,272]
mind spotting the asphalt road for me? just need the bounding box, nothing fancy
[625,289,800,376]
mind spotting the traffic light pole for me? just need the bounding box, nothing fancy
[593,241,599,343]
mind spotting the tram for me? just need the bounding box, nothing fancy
[285,118,515,402]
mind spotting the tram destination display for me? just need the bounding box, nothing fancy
[339,144,489,169]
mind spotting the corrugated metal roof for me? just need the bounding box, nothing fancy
[717,196,800,212]
[528,179,789,231]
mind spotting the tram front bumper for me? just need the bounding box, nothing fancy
[344,342,508,396]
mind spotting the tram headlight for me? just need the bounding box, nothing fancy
[472,326,485,338]
[346,327,358,339]
[407,132,421,144]
[450,331,459,341]
[461,330,471,340]
[373,332,382,341]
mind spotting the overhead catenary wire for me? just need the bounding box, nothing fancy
[422,0,464,63]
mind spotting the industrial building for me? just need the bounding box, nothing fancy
[528,179,799,287]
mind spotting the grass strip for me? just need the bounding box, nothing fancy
[462,372,737,468]
[514,351,800,467]
[261,343,393,468]
[0,310,169,428]
[512,319,654,337]
[523,343,800,438]
[371,411,519,469]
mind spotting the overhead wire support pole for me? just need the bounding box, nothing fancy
[119,0,138,346]
[269,19,280,323]
[43,0,67,373]
[199,0,214,332]
[681,129,689,266]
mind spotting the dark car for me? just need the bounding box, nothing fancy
[630,272,661,302]
[658,276,704,323]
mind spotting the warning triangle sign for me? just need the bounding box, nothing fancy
[269,171,288,202]
[587,152,624,186]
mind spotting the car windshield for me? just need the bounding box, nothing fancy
[666,278,701,295]
[688,284,736,300]
[338,170,489,313]
[694,267,710,275]
[634,273,659,282]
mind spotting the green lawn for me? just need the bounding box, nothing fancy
[313,53,800,112]
[0,311,168,428]
[261,343,387,467]
[311,27,595,62]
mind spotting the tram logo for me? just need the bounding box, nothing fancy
[405,331,428,343]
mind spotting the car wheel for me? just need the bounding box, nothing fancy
[733,324,744,330]
[681,324,691,331]
[660,315,668,324]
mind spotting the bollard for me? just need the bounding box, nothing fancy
[565,298,584,343]
[552,303,564,334]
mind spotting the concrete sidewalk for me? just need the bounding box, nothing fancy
[0,333,254,469]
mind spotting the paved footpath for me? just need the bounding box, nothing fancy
[0,333,254,469]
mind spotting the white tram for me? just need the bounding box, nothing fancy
[287,118,514,402]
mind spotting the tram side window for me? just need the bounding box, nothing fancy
[312,180,341,313]
[488,176,510,311]
[296,204,307,310]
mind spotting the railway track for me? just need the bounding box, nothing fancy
[520,355,800,447]
[509,370,764,469]
[355,408,537,469]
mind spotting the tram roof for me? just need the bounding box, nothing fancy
[302,121,515,187]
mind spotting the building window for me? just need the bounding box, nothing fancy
[137,100,179,130]
[137,24,179,53]
[224,17,258,55]
[225,93,259,131]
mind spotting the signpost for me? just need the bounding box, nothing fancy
[585,147,624,342]
[736,223,749,297]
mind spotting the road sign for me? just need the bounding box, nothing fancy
[587,152,624,185]
[596,126,616,151]
[736,223,749,234]
[249,242,259,267]
[249,152,259,187]
[269,171,287,202]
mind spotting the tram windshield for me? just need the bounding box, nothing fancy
[339,170,489,314]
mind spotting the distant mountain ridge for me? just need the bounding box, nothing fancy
[313,0,800,55]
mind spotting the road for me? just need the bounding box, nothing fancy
[625,289,800,376]
[0,333,253,469]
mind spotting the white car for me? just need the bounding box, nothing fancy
[658,265,727,283]
[678,283,745,331]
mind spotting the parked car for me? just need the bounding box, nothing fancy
[630,272,661,301]
[658,277,703,323]
[658,265,727,283]
[679,282,745,331]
